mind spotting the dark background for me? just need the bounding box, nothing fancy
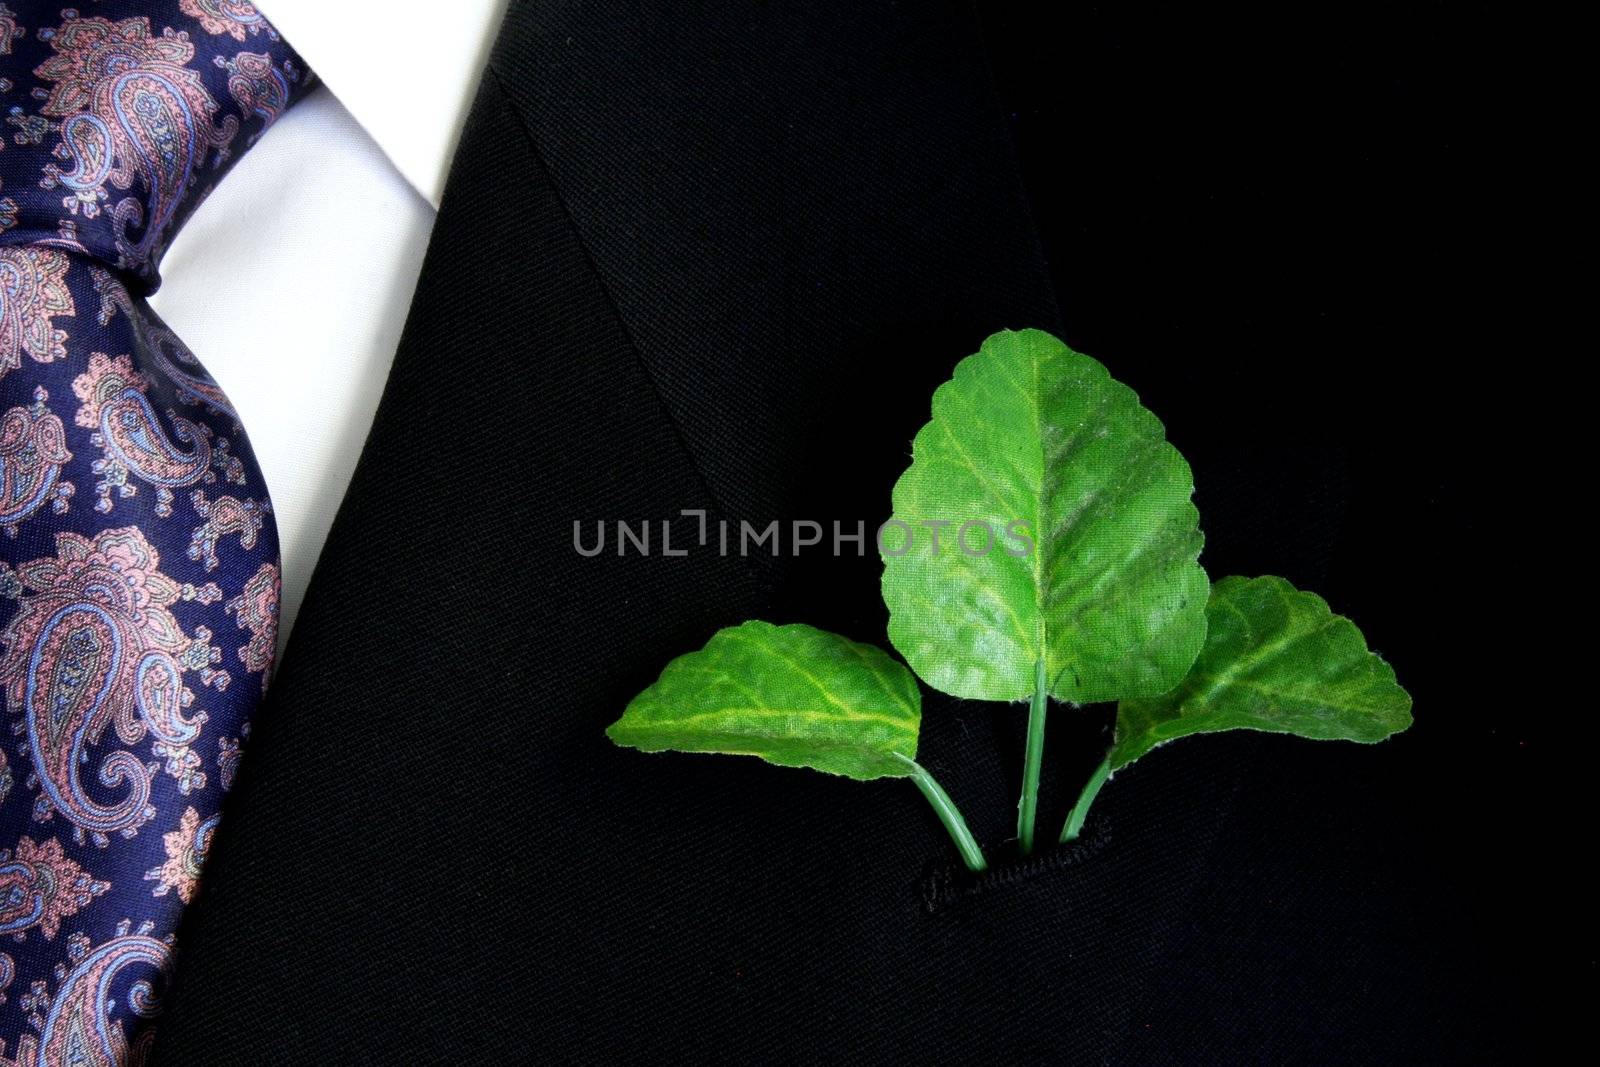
[152,2,1539,1062]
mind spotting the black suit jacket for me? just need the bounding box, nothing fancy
[151,3,1524,1062]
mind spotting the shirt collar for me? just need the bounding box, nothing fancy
[258,0,509,209]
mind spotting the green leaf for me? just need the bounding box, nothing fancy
[1111,575,1413,769]
[881,328,1208,704]
[606,621,921,781]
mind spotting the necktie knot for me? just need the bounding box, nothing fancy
[0,2,311,291]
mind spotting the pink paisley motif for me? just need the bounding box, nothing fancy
[33,20,195,116]
[34,928,170,1067]
[135,651,206,794]
[187,491,262,572]
[180,0,267,42]
[71,354,147,432]
[0,388,74,536]
[85,267,132,328]
[225,562,276,683]
[94,389,206,486]
[72,353,213,515]
[34,16,240,267]
[0,249,75,380]
[215,734,241,790]
[17,604,156,842]
[218,50,288,129]
[0,5,20,57]
[142,807,215,904]
[0,837,108,941]
[0,528,194,844]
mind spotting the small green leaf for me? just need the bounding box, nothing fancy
[1111,575,1413,770]
[606,621,921,780]
[881,328,1208,704]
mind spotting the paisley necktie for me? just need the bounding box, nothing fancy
[0,3,309,1062]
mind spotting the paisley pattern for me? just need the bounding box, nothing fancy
[0,389,73,536]
[218,49,286,128]
[0,837,106,940]
[34,14,240,276]
[0,3,309,1062]
[224,561,272,683]
[72,352,232,516]
[0,526,214,842]
[177,1,263,43]
[5,922,170,1067]
[0,249,74,377]
[0,9,21,57]
[140,805,208,903]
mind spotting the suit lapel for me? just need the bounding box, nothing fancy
[484,1,1062,529]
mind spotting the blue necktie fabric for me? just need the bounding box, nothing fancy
[0,3,308,1061]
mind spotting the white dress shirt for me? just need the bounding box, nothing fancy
[149,1,508,645]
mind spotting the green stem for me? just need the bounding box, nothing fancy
[1060,754,1112,843]
[1017,657,1049,855]
[895,754,987,872]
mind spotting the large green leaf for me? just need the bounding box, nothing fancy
[606,621,921,780]
[881,328,1208,704]
[1111,575,1413,769]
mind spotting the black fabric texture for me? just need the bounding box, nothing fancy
[150,2,1527,1063]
